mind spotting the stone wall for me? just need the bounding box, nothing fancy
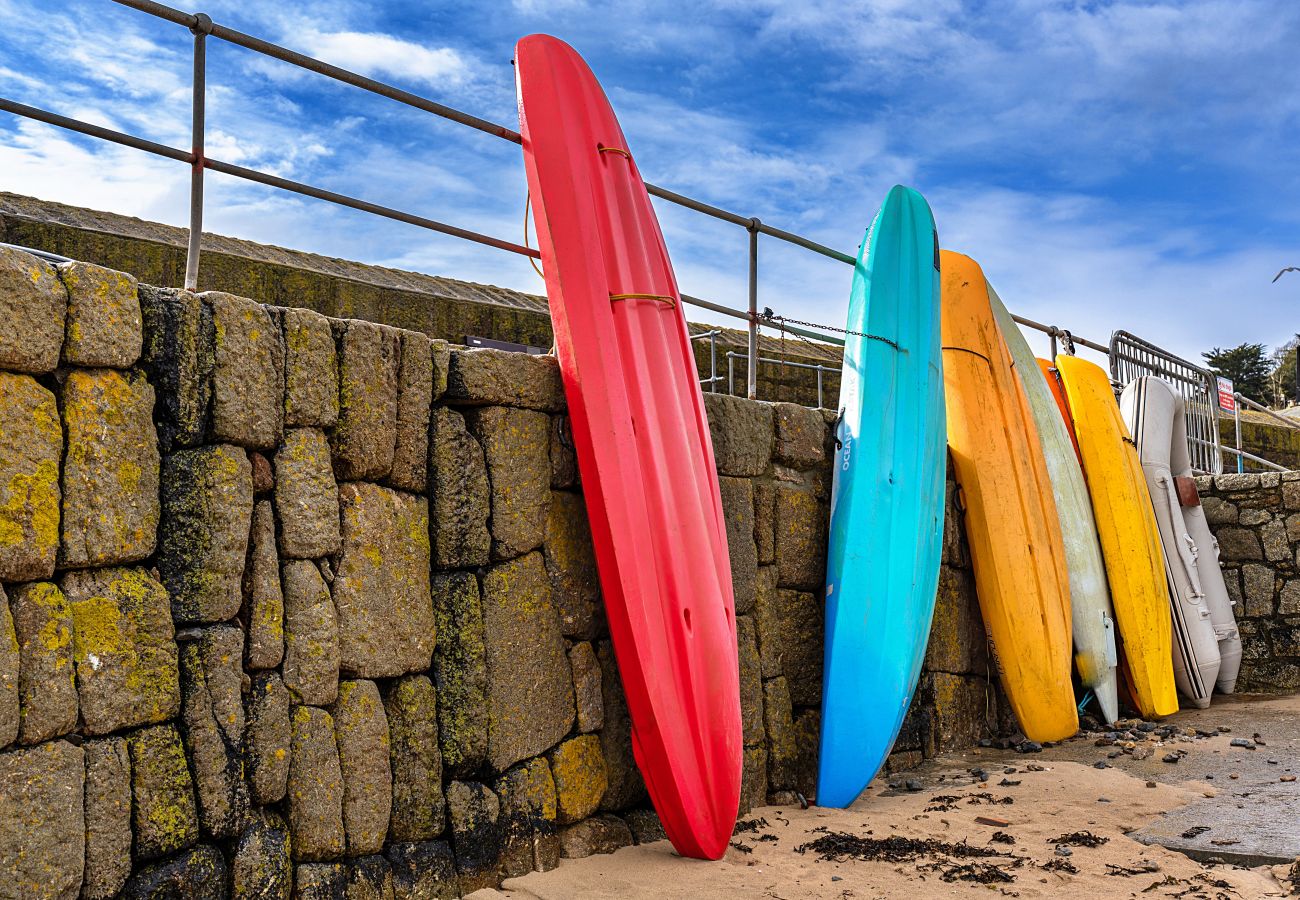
[1197,472,1300,693]
[0,245,998,899]
[0,192,839,410]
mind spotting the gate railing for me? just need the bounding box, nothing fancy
[1108,330,1224,475]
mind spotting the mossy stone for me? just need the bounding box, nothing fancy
[0,372,61,581]
[59,367,160,568]
[274,427,341,560]
[159,444,253,624]
[542,491,600,640]
[281,305,339,428]
[178,627,249,840]
[245,671,291,805]
[63,566,179,735]
[0,739,84,898]
[331,679,392,856]
[10,581,76,745]
[0,587,16,747]
[431,572,487,778]
[334,483,434,679]
[384,675,444,842]
[287,705,346,862]
[481,552,574,772]
[128,723,199,861]
[330,319,399,481]
[0,245,65,374]
[231,811,292,900]
[202,290,285,449]
[548,735,607,825]
[388,330,433,493]
[465,406,551,560]
[244,500,285,670]
[427,408,490,568]
[58,259,142,367]
[119,844,228,899]
[83,737,132,900]
[282,560,340,707]
[138,285,213,451]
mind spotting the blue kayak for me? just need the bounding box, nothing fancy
[817,185,946,808]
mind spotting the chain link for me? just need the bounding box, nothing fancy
[760,310,899,350]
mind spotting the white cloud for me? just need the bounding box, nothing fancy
[296,29,476,89]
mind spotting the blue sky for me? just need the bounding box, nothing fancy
[2,0,1298,364]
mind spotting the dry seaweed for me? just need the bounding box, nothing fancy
[1050,831,1109,848]
[795,833,1008,864]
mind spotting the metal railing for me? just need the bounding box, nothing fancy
[726,351,836,409]
[0,0,1117,412]
[689,330,723,391]
[1223,392,1299,473]
[1109,330,1224,475]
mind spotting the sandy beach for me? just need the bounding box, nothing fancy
[474,696,1300,900]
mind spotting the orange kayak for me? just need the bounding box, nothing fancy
[941,251,1077,743]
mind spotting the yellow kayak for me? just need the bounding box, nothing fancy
[1049,356,1179,718]
[940,251,1078,742]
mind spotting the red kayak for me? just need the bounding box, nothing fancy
[515,34,742,860]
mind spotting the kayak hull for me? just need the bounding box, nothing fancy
[817,186,946,808]
[1053,356,1179,719]
[991,294,1119,724]
[1120,376,1241,706]
[940,251,1077,743]
[516,34,742,859]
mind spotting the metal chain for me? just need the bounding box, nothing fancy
[760,311,899,350]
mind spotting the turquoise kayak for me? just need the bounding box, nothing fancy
[817,185,946,808]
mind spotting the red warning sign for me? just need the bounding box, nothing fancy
[1217,377,1236,412]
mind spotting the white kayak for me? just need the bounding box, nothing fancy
[990,291,1119,724]
[1120,376,1240,707]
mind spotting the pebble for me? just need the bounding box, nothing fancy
[1283,776,1297,783]
[1016,740,1043,754]
[1145,781,1158,788]
[1055,846,1073,857]
[904,779,923,792]
[1229,738,1256,750]
[1093,761,1110,770]
[1163,753,1181,763]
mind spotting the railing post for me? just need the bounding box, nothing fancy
[1234,394,1244,474]
[185,13,212,291]
[816,367,823,410]
[747,219,759,401]
[727,353,735,397]
[708,331,717,393]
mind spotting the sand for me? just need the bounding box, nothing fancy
[473,745,1295,899]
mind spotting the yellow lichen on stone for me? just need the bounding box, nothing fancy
[548,734,607,824]
[0,373,62,580]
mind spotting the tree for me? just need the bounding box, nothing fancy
[1268,335,1300,407]
[1203,343,1271,404]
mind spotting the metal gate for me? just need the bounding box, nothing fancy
[1108,330,1223,475]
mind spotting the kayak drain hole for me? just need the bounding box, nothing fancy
[683,608,693,632]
